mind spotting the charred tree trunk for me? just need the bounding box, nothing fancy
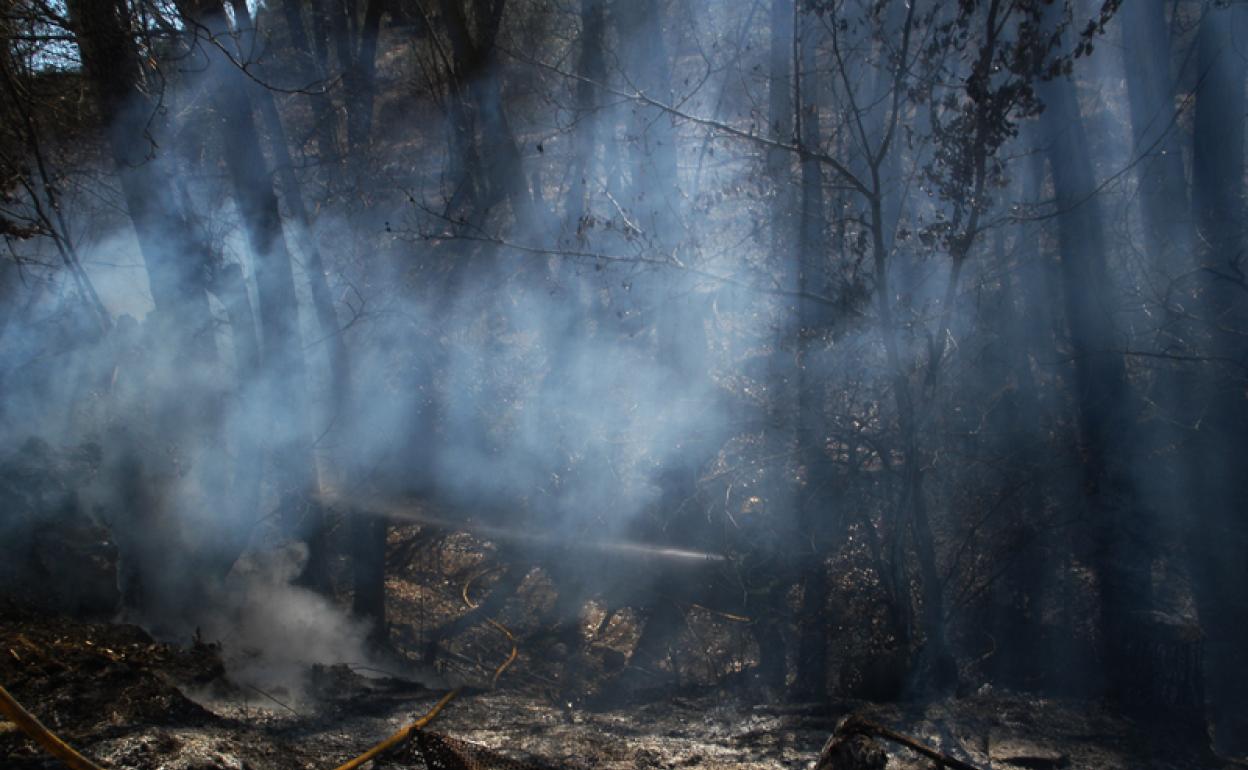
[318,0,385,163]
[348,0,384,155]
[205,259,265,549]
[612,0,723,691]
[1188,0,1248,753]
[279,0,343,180]
[566,0,606,233]
[789,3,835,702]
[1037,34,1158,710]
[977,150,1064,691]
[351,515,388,644]
[1119,4,1209,728]
[179,0,326,592]
[439,0,547,228]
[1119,0,1193,509]
[231,1,383,638]
[231,1,350,431]
[615,0,680,242]
[1121,0,1188,267]
[752,0,798,698]
[68,0,232,617]
[854,0,952,695]
[67,1,216,364]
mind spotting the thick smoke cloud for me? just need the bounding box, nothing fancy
[0,4,769,685]
[2,1,1245,738]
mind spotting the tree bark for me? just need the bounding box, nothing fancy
[1187,0,1248,752]
[751,0,798,698]
[1037,24,1156,708]
[67,0,216,364]
[279,0,343,181]
[566,0,606,232]
[789,2,836,701]
[347,0,385,154]
[1121,0,1188,268]
[179,0,326,592]
[439,0,547,228]
[233,0,381,632]
[68,0,230,617]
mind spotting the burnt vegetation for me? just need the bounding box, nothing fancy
[1,0,1247,767]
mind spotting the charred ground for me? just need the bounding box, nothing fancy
[0,577,1223,770]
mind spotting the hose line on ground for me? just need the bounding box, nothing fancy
[0,682,107,770]
[334,564,520,770]
[3,676,462,770]
[462,568,519,688]
[331,687,461,770]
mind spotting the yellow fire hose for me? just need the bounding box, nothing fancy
[0,683,106,770]
[333,566,521,770]
[2,678,463,770]
[484,619,518,688]
[462,568,519,688]
[329,566,521,769]
[330,687,461,770]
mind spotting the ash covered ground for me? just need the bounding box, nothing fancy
[0,533,1224,770]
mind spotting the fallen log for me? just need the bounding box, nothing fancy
[817,714,985,770]
[318,491,726,567]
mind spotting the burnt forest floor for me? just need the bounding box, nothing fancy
[0,596,1234,770]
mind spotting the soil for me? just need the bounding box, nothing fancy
[0,597,1228,770]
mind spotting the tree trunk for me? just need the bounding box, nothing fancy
[1121,0,1188,269]
[347,0,385,155]
[180,0,326,592]
[68,0,229,617]
[279,0,342,181]
[566,0,606,232]
[866,110,954,699]
[1037,31,1157,709]
[751,0,798,698]
[67,1,216,364]
[439,0,547,228]
[233,0,381,635]
[615,0,680,241]
[1187,0,1248,753]
[789,3,836,701]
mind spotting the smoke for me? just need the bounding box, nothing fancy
[205,543,373,697]
[6,0,1242,715]
[0,12,757,685]
[0,0,886,684]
